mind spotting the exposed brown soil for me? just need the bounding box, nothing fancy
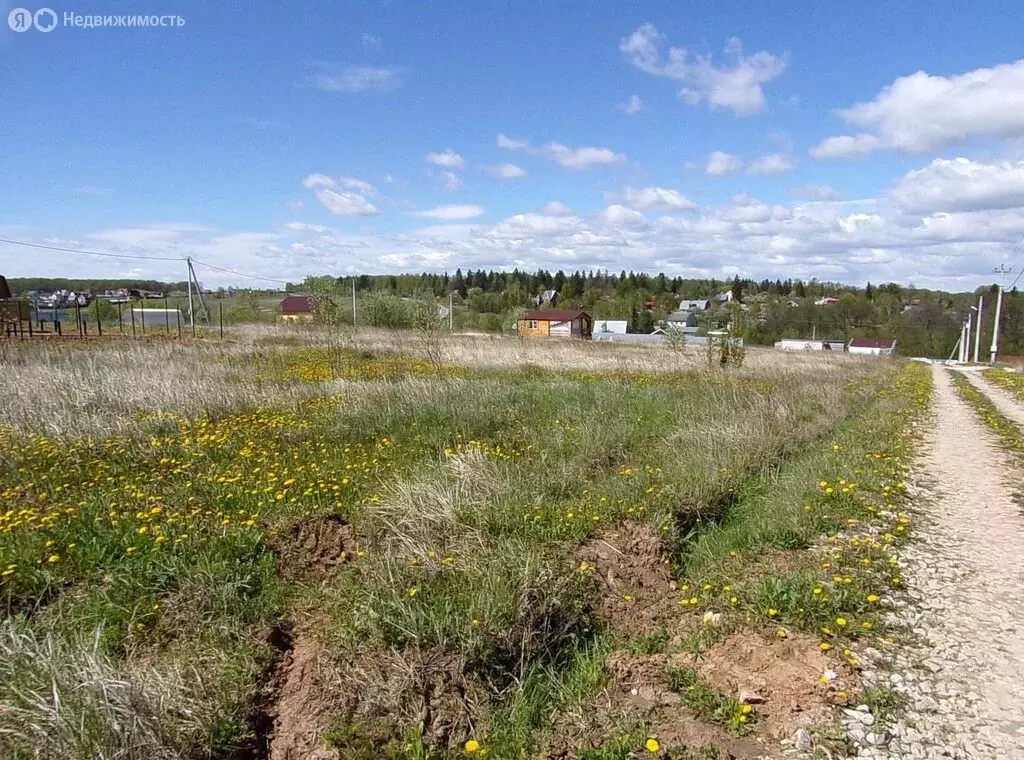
[697,632,855,742]
[266,631,339,760]
[268,514,362,580]
[577,520,679,636]
[264,636,487,759]
[556,631,854,759]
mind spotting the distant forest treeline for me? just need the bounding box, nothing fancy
[8,269,1024,359]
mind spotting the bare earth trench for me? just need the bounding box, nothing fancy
[846,366,1024,760]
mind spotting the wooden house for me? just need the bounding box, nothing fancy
[517,309,592,339]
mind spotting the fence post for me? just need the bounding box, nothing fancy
[140,301,146,335]
[95,299,102,337]
[118,301,123,333]
[56,320,61,336]
[177,308,182,338]
[219,303,223,338]
[130,304,136,336]
[76,304,82,338]
[164,296,170,334]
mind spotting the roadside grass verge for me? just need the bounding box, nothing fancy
[952,371,1024,455]
[982,367,1024,404]
[671,362,929,639]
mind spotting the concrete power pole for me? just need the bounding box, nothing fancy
[991,265,1012,364]
[962,315,969,362]
[974,295,983,363]
[186,257,194,333]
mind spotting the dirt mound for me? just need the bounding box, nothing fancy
[597,631,857,756]
[263,633,484,759]
[697,631,856,742]
[577,520,678,635]
[543,647,766,759]
[269,514,361,580]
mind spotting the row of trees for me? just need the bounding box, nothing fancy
[10,270,1024,359]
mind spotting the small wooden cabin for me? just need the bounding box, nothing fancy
[517,309,592,339]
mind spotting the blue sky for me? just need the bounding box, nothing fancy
[3,0,1024,288]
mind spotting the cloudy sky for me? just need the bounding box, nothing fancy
[3,0,1024,289]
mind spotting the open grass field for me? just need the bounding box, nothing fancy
[0,329,929,759]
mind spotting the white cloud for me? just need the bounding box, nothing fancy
[301,174,379,216]
[600,204,647,226]
[497,134,625,169]
[442,171,463,190]
[788,184,842,201]
[337,176,375,193]
[812,59,1024,158]
[490,212,583,239]
[312,190,380,216]
[426,149,466,169]
[623,186,696,211]
[620,24,787,116]
[23,155,1024,291]
[497,134,530,150]
[747,152,797,175]
[889,157,1024,213]
[286,200,305,211]
[484,163,527,178]
[706,151,743,176]
[620,95,643,115]
[361,32,382,51]
[810,133,882,160]
[285,222,331,234]
[544,142,624,169]
[412,204,485,220]
[540,201,573,216]
[308,64,405,93]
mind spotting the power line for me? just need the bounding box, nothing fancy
[189,260,292,286]
[0,236,292,286]
[0,236,184,262]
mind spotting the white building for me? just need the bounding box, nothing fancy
[593,319,627,334]
[775,338,846,352]
[848,338,897,356]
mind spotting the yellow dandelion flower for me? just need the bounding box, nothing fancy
[464,739,481,753]
[644,738,660,753]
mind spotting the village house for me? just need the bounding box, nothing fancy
[663,309,700,334]
[678,298,710,312]
[279,294,315,322]
[775,338,846,351]
[517,309,592,339]
[848,337,897,356]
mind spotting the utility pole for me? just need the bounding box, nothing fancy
[186,256,195,333]
[974,295,983,363]
[991,265,1012,364]
[964,310,973,363]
